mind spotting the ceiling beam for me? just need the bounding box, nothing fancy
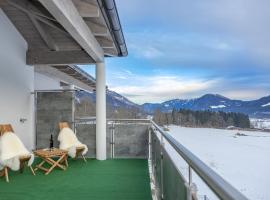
[27,13,59,51]
[85,20,109,36]
[7,0,60,50]
[7,0,56,21]
[38,0,104,62]
[96,37,115,49]
[104,48,118,57]
[7,0,69,35]
[27,49,95,65]
[34,15,69,36]
[72,0,99,18]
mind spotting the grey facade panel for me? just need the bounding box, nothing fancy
[114,124,149,159]
[75,123,111,158]
[75,124,96,157]
[152,132,162,200]
[36,91,73,149]
[163,147,188,200]
[35,91,148,159]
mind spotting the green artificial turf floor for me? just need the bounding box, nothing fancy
[0,159,152,200]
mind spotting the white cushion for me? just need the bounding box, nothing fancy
[58,127,88,158]
[0,132,34,170]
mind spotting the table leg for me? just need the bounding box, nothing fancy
[64,155,69,167]
[46,157,66,170]
[34,160,45,171]
[45,154,67,175]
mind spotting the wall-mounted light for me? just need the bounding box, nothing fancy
[20,118,27,123]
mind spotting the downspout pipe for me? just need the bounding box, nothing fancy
[98,0,128,57]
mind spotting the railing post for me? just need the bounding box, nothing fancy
[153,133,157,172]
[148,126,151,160]
[71,90,75,131]
[160,134,164,200]
[110,122,115,159]
[189,166,192,186]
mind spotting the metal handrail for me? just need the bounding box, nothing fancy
[75,117,151,123]
[74,117,248,199]
[151,120,248,200]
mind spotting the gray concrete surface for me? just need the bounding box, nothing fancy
[36,91,73,149]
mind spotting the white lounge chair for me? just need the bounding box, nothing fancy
[58,122,88,162]
[0,124,35,182]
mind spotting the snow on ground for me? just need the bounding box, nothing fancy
[210,105,226,109]
[261,102,270,107]
[166,126,270,200]
[250,118,270,129]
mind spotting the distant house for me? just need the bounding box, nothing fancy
[226,126,236,130]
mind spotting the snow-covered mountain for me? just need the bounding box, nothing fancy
[76,90,139,109]
[76,90,270,118]
[142,94,270,118]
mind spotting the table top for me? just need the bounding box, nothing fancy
[34,148,68,158]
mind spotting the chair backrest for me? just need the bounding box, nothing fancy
[0,124,14,136]
[59,122,70,131]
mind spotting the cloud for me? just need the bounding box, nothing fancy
[107,68,270,103]
[127,31,244,69]
[140,46,163,59]
[110,74,219,104]
[105,0,270,103]
[111,68,135,80]
[117,0,270,66]
[223,89,269,100]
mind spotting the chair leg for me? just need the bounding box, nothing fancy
[29,166,36,176]
[4,167,9,182]
[65,156,69,167]
[20,162,25,174]
[82,154,87,163]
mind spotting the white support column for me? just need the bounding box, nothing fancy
[96,62,106,160]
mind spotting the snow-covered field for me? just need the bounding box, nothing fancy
[166,126,270,200]
[250,118,270,129]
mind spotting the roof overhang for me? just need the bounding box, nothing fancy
[52,65,96,88]
[35,65,96,91]
[0,0,127,65]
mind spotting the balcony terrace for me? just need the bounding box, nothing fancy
[0,159,151,200]
[0,0,250,199]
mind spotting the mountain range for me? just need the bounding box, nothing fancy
[142,94,270,118]
[77,90,270,118]
[76,90,139,110]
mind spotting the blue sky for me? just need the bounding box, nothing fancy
[81,0,270,104]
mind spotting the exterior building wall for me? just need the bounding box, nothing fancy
[0,9,93,151]
[0,9,35,149]
[34,72,62,90]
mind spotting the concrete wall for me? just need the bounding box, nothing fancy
[75,123,111,158]
[34,89,149,158]
[75,122,149,159]
[36,92,74,149]
[0,9,35,149]
[114,124,149,158]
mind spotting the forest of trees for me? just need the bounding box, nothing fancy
[153,109,251,128]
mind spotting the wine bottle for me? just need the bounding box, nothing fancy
[50,134,54,150]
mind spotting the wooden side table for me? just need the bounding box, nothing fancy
[33,148,68,175]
